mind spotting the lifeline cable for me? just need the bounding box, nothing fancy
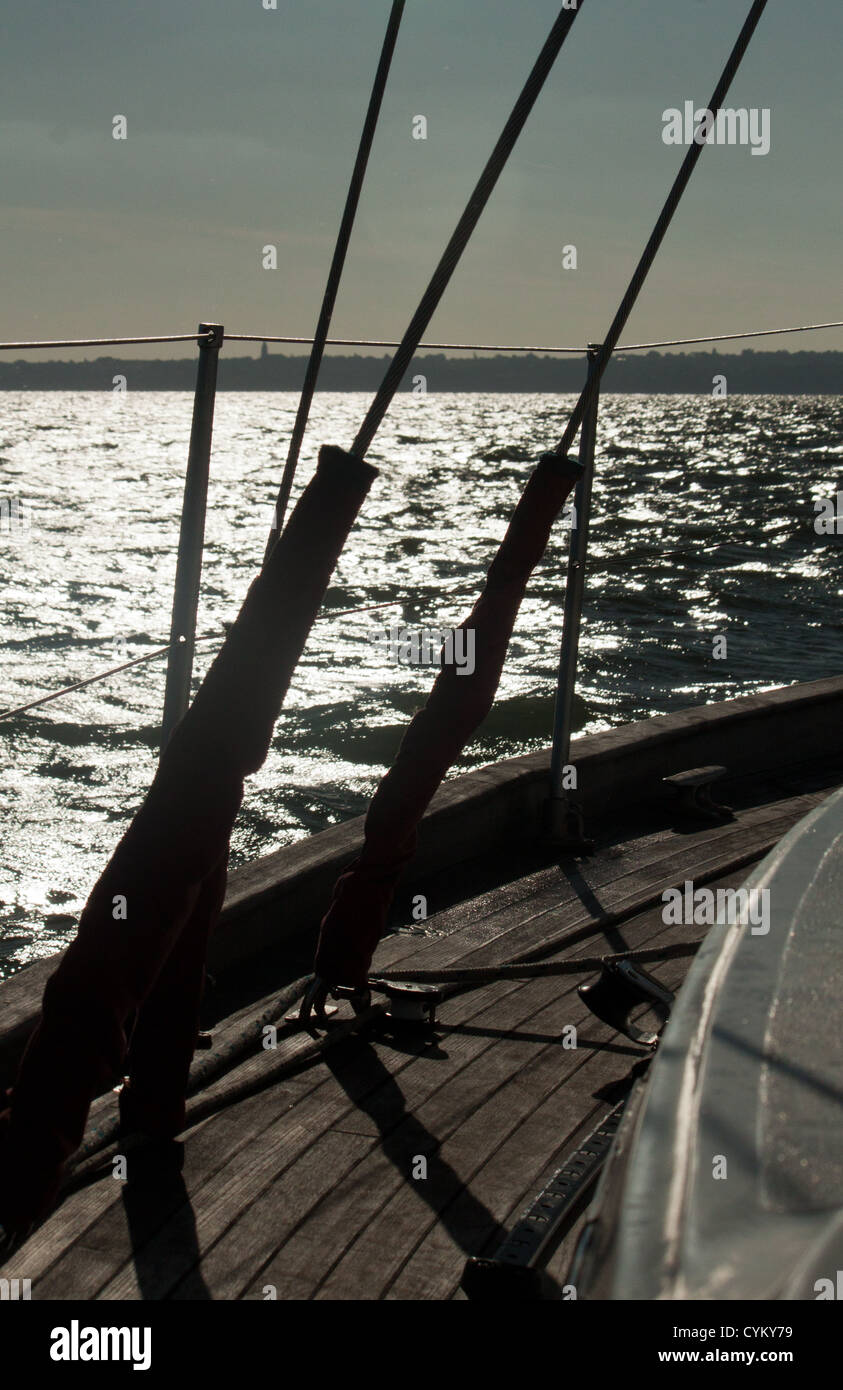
[223,319,843,355]
[264,0,406,557]
[0,333,214,351]
[5,316,840,358]
[349,0,588,460]
[0,583,477,722]
[553,0,770,459]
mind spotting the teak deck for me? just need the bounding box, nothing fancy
[3,761,840,1300]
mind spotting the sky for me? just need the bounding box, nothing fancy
[2,0,841,360]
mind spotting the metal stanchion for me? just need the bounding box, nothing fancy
[160,321,223,749]
[547,345,600,848]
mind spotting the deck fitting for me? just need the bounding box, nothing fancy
[578,959,674,1048]
[462,1101,626,1300]
[371,980,442,1026]
[662,764,733,821]
[542,797,595,854]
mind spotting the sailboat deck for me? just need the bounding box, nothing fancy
[5,763,840,1301]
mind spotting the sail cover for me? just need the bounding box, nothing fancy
[0,445,376,1240]
[315,450,582,988]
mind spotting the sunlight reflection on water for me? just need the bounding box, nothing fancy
[1,389,840,969]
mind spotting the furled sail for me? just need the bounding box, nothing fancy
[0,447,376,1241]
[314,450,582,988]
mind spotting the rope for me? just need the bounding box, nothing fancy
[0,333,214,351]
[65,835,776,1174]
[554,0,769,459]
[65,936,695,1180]
[349,0,588,459]
[371,939,700,986]
[224,320,843,355]
[66,976,312,1171]
[264,0,406,558]
[0,644,174,721]
[0,586,479,723]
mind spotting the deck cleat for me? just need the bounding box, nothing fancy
[370,980,442,1026]
[662,765,733,822]
[578,958,674,1048]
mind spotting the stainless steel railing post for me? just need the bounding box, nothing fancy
[547,345,600,843]
[160,322,223,750]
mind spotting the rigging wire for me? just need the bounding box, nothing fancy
[349,0,588,459]
[264,0,406,560]
[554,0,770,459]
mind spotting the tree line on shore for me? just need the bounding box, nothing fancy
[0,349,840,393]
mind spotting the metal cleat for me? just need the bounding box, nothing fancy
[662,765,733,821]
[578,958,674,1048]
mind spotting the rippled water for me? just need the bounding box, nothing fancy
[1,390,841,974]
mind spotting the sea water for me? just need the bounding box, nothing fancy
[1,389,840,972]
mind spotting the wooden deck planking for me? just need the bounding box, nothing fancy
[30,862,570,1292]
[457,916,738,1302]
[54,867,600,1301]
[153,781,822,1186]
[217,867,751,1301]
[96,971,565,1299]
[434,944,704,1300]
[397,785,824,938]
[233,1022,605,1300]
[4,784,832,1299]
[197,987,612,1300]
[373,791,825,981]
[114,974,583,1299]
[319,1046,613,1302]
[254,901,686,1301]
[312,904,686,1301]
[31,1077,313,1299]
[11,834,801,1301]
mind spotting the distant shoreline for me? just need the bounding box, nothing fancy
[0,349,840,394]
